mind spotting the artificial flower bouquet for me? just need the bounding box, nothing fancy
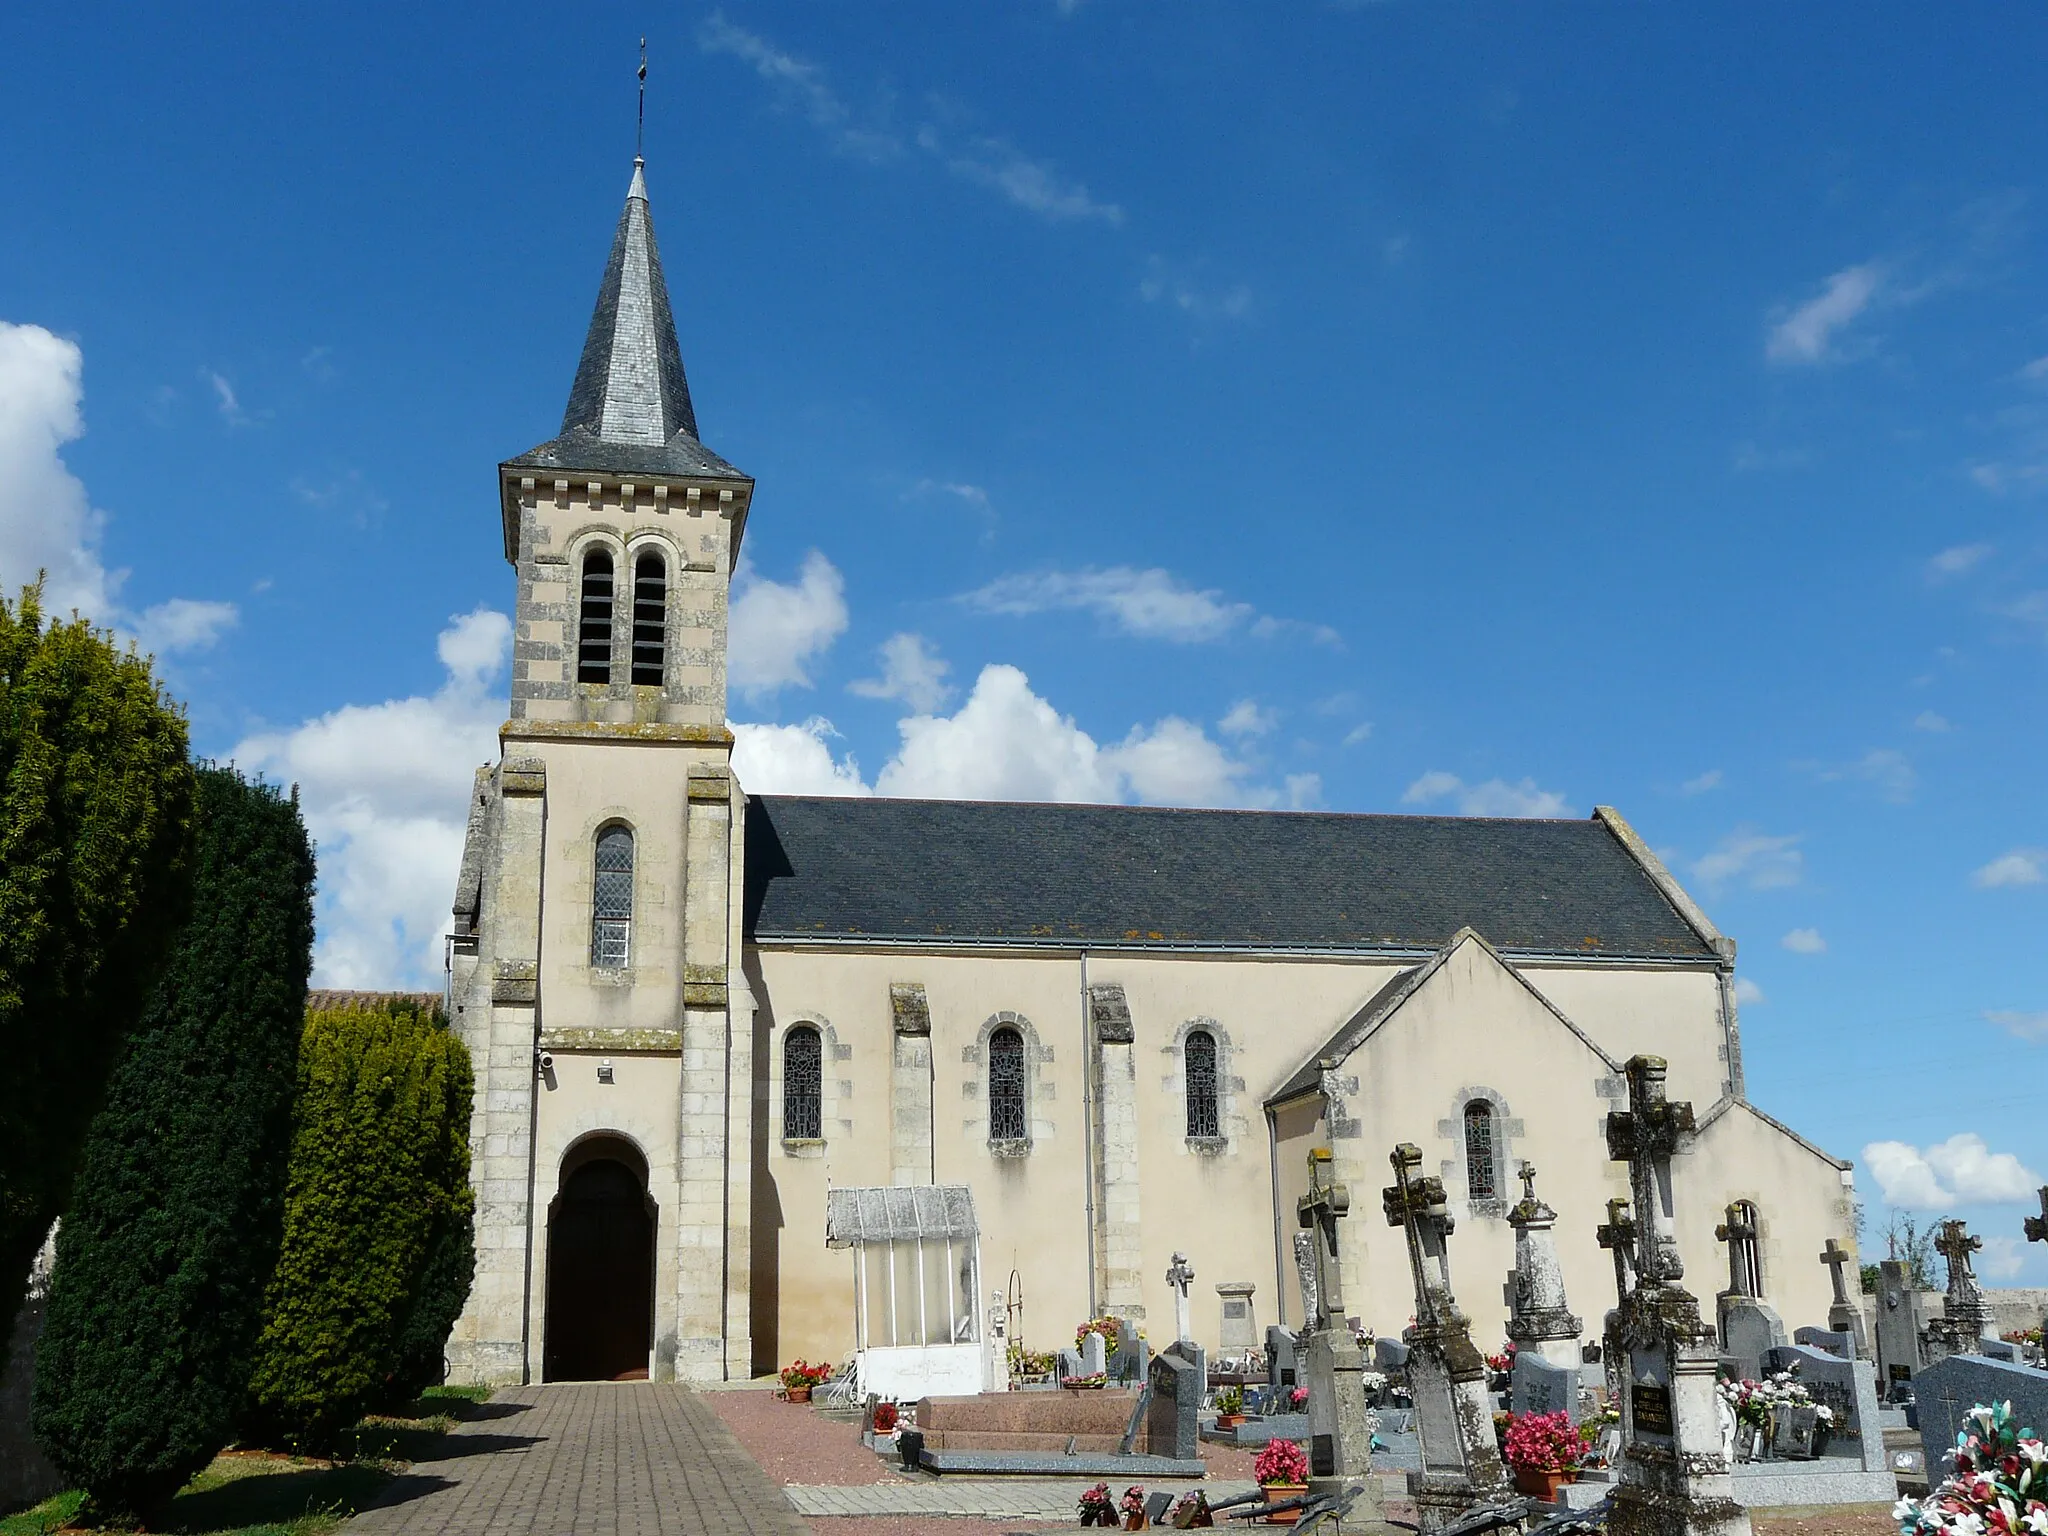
[1256,1437,1311,1487]
[1895,1400,2048,1536]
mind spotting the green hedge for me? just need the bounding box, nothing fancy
[0,588,196,1339]
[245,998,475,1449]
[31,766,315,1519]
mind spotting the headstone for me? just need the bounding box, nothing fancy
[1913,1353,2048,1479]
[1715,1200,1786,1379]
[1510,1349,1582,1423]
[1382,1141,1511,1534]
[1792,1326,1855,1361]
[1760,1343,1887,1479]
[1216,1282,1257,1352]
[1114,1318,1148,1384]
[1146,1339,1205,1460]
[1505,1162,1583,1369]
[1874,1259,1927,1400]
[1927,1218,1996,1356]
[0,1224,62,1510]
[1818,1238,1871,1359]
[1059,1347,1083,1380]
[1267,1325,1299,1388]
[1602,1055,1753,1536]
[1166,1252,1196,1345]
[1295,1147,1386,1526]
[1982,1337,2020,1363]
[1375,1337,1411,1373]
[1081,1329,1108,1377]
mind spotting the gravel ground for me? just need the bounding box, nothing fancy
[1751,1507,1898,1536]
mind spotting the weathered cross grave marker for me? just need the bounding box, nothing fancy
[1294,1148,1383,1519]
[1927,1218,1994,1359]
[1713,1201,1786,1380]
[1817,1238,1870,1360]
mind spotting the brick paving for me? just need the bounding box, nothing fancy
[346,1384,811,1536]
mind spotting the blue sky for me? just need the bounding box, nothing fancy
[4,4,2046,1277]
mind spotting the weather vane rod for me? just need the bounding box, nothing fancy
[637,38,648,159]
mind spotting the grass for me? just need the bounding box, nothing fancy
[0,1390,494,1536]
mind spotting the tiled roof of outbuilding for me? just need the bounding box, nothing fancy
[741,796,1720,961]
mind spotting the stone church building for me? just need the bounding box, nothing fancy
[443,157,1857,1387]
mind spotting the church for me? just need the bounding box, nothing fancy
[443,156,1857,1388]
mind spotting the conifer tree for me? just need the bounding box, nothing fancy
[0,587,196,1341]
[245,998,475,1448]
[31,766,316,1520]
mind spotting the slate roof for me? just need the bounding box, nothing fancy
[743,797,1720,961]
[505,159,750,484]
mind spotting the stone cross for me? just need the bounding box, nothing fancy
[1596,1196,1637,1304]
[1296,1148,1351,1332]
[1935,1218,1993,1346]
[1292,1230,1320,1330]
[2026,1186,2048,1246]
[1166,1251,1196,1345]
[1505,1159,1580,1354]
[1382,1141,1455,1327]
[1715,1201,1760,1297]
[1936,1218,1980,1285]
[1819,1240,1852,1309]
[1603,1055,1694,1284]
[1516,1160,1539,1204]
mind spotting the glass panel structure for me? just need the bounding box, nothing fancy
[1184,1030,1219,1138]
[591,825,633,968]
[987,1027,1026,1141]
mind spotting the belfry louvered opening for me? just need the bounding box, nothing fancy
[577,550,615,684]
[631,551,665,685]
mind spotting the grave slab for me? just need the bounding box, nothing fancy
[1914,1353,2048,1479]
[915,1447,1211,1476]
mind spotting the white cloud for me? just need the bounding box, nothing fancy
[1929,543,1992,579]
[729,551,850,699]
[1680,769,1724,796]
[1692,828,1804,891]
[1974,850,2046,889]
[1862,1133,2042,1209]
[916,126,1123,226]
[0,320,114,617]
[1767,262,1884,365]
[732,717,872,797]
[1341,722,1374,748]
[911,479,997,533]
[697,13,900,162]
[1733,977,1765,1007]
[965,565,1251,642]
[1982,1235,2026,1281]
[1139,256,1252,320]
[1219,699,1278,739]
[132,597,238,656]
[849,632,953,714]
[1834,748,1916,804]
[1987,1010,2048,1042]
[1913,711,1952,733]
[1106,716,1255,806]
[203,368,249,427]
[1286,773,1323,809]
[1781,927,1826,954]
[233,608,512,987]
[1401,772,1572,819]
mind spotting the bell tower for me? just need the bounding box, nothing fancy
[447,156,757,1386]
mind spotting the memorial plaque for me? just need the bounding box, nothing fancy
[1632,1381,1673,1435]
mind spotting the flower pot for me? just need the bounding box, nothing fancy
[1262,1483,1309,1522]
[1217,1413,1246,1429]
[1511,1467,1575,1501]
[786,1385,812,1403]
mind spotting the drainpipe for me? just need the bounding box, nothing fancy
[1267,1105,1287,1330]
[1080,950,1098,1319]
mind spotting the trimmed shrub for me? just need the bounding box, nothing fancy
[31,766,316,1519]
[245,998,475,1448]
[0,588,197,1340]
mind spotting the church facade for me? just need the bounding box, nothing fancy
[443,158,1856,1387]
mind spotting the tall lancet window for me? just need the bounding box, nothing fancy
[784,1026,822,1141]
[1463,1100,1498,1201]
[577,550,615,684]
[1184,1029,1220,1139]
[630,551,666,686]
[988,1027,1027,1142]
[591,825,634,968]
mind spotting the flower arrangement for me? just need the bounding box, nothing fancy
[1079,1483,1117,1526]
[1256,1438,1311,1487]
[2005,1328,2044,1348]
[1504,1410,1587,1474]
[1895,1400,2048,1536]
[1290,1385,1311,1411]
[873,1401,899,1434]
[1076,1315,1138,1355]
[780,1358,833,1392]
[1120,1486,1148,1525]
[1009,1341,1059,1377]
[1485,1342,1517,1375]
[1717,1369,1834,1432]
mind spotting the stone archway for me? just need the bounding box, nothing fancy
[543,1136,656,1382]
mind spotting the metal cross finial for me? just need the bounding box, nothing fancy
[637,38,648,159]
[2027,1187,2048,1246]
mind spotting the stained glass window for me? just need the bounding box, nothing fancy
[784,1026,822,1140]
[630,551,665,686]
[1184,1030,1219,1139]
[591,825,633,968]
[578,549,614,684]
[1464,1100,1496,1201]
[988,1027,1026,1142]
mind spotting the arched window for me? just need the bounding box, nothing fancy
[630,550,665,686]
[1184,1029,1220,1139]
[784,1026,822,1140]
[988,1026,1026,1142]
[591,825,633,967]
[1463,1100,1497,1201]
[577,549,615,684]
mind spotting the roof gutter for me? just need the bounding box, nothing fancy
[745,933,1720,968]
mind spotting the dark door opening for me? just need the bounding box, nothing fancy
[543,1152,655,1381]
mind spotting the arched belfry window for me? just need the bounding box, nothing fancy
[1184,1029,1220,1139]
[1463,1100,1498,1202]
[577,550,615,685]
[630,551,665,686]
[591,825,633,968]
[784,1026,822,1140]
[988,1027,1026,1142]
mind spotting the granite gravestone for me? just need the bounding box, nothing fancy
[1147,1340,1206,1460]
[1510,1349,1582,1423]
[1114,1318,1150,1384]
[1267,1325,1299,1389]
[1874,1260,1928,1400]
[1757,1343,1893,1495]
[1913,1353,2048,1481]
[1375,1337,1411,1373]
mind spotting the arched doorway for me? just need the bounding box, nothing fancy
[543,1136,655,1382]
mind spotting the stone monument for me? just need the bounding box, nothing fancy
[988,1287,1011,1392]
[1816,1239,1870,1360]
[1872,1258,1927,1400]
[1602,1055,1752,1536]
[1217,1281,1257,1353]
[1296,1147,1384,1515]
[1926,1218,1995,1359]
[1382,1141,1511,1534]
[1166,1251,1195,1344]
[1505,1161,1582,1369]
[1713,1201,1786,1380]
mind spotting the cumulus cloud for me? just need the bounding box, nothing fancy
[234,608,512,986]
[729,551,850,699]
[132,597,239,656]
[1861,1133,2041,1209]
[1929,543,1992,580]
[733,717,871,797]
[1781,927,1826,954]
[1218,699,1278,739]
[1974,850,2046,889]
[1680,769,1724,796]
[1401,772,1571,819]
[1913,711,1952,733]
[1733,977,1765,1007]
[1692,828,1803,891]
[1982,1235,2026,1281]
[1767,263,1884,365]
[849,632,953,714]
[965,565,1252,642]
[1987,1010,2048,1042]
[918,127,1124,225]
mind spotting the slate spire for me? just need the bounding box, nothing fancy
[560,157,699,446]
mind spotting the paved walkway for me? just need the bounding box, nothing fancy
[784,1477,1259,1519]
[347,1384,812,1536]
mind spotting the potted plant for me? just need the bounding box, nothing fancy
[1255,1438,1311,1523]
[1079,1484,1117,1527]
[1120,1485,1149,1530]
[1216,1386,1247,1429]
[780,1358,831,1402]
[872,1401,899,1435]
[1502,1409,1584,1500]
